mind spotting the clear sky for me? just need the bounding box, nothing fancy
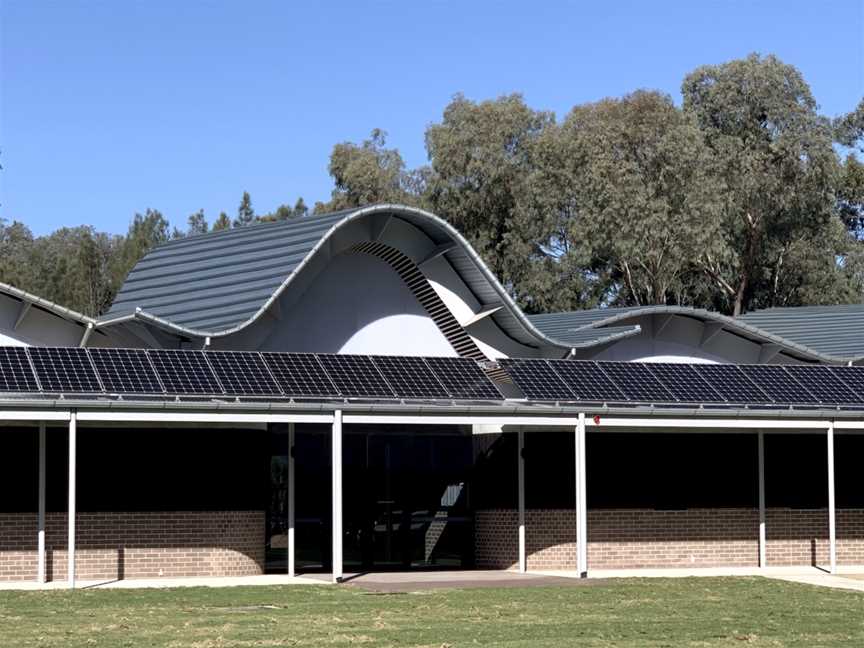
[1,1,862,235]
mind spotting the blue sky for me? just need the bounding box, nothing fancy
[1,1,862,235]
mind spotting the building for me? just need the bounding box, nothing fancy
[1,204,863,586]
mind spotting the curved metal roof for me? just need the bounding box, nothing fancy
[528,305,864,364]
[101,204,573,351]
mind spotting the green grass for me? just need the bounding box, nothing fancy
[1,577,863,647]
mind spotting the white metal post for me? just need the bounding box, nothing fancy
[517,428,526,573]
[67,412,77,589]
[287,422,295,577]
[575,413,588,577]
[331,410,343,583]
[37,422,46,583]
[758,431,766,568]
[827,422,837,574]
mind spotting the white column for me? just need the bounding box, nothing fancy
[758,431,766,568]
[575,413,588,577]
[517,428,526,573]
[67,412,77,589]
[287,422,295,577]
[827,422,837,574]
[331,410,343,583]
[37,422,46,583]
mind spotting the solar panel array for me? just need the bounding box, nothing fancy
[501,357,864,408]
[3,346,864,409]
[0,347,503,402]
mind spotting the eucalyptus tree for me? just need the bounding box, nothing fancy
[424,94,554,300]
[517,90,725,311]
[682,54,842,315]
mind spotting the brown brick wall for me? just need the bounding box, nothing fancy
[0,511,264,582]
[475,508,864,570]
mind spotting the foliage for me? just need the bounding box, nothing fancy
[681,54,844,314]
[234,191,255,227]
[424,94,554,294]
[316,129,423,213]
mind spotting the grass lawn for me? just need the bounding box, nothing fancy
[1,577,863,647]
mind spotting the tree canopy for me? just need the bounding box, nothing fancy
[1,53,861,318]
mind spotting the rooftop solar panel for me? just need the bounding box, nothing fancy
[261,353,339,398]
[205,351,281,396]
[316,354,396,398]
[88,348,163,394]
[739,365,818,405]
[371,356,450,399]
[424,357,503,400]
[27,347,103,393]
[547,360,627,402]
[784,365,861,405]
[826,366,864,403]
[645,363,725,403]
[147,350,223,395]
[596,362,675,403]
[692,364,772,404]
[0,347,39,392]
[499,358,575,400]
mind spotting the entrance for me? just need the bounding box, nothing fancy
[265,424,474,573]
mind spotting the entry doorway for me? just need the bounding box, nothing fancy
[343,430,474,570]
[265,424,474,574]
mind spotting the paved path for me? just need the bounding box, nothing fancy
[335,570,603,593]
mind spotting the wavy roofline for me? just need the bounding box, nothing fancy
[92,204,575,351]
[531,305,864,364]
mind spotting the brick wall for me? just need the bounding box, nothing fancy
[475,508,864,570]
[0,511,265,582]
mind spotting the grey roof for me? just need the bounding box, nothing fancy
[102,204,572,351]
[528,304,864,364]
[738,305,864,359]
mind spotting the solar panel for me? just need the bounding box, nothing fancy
[547,360,627,402]
[596,362,675,403]
[0,347,39,392]
[370,356,450,399]
[645,363,725,403]
[692,364,772,404]
[784,365,861,405]
[88,348,163,394]
[316,354,396,398]
[826,366,864,403]
[424,357,503,400]
[499,359,574,400]
[739,365,818,404]
[261,353,339,398]
[27,347,103,393]
[205,351,281,396]
[147,350,223,394]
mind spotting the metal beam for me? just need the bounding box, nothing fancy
[517,428,526,573]
[78,323,94,348]
[588,417,831,430]
[758,431,766,568]
[76,412,334,424]
[653,314,674,337]
[37,422,46,583]
[14,301,32,330]
[699,322,725,347]
[67,412,77,589]
[287,422,295,578]
[827,422,837,574]
[575,413,588,577]
[331,410,343,583]
[758,344,782,364]
[417,242,457,267]
[0,411,71,422]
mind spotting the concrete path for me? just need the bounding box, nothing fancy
[538,565,864,593]
[0,574,325,591]
[334,570,604,593]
